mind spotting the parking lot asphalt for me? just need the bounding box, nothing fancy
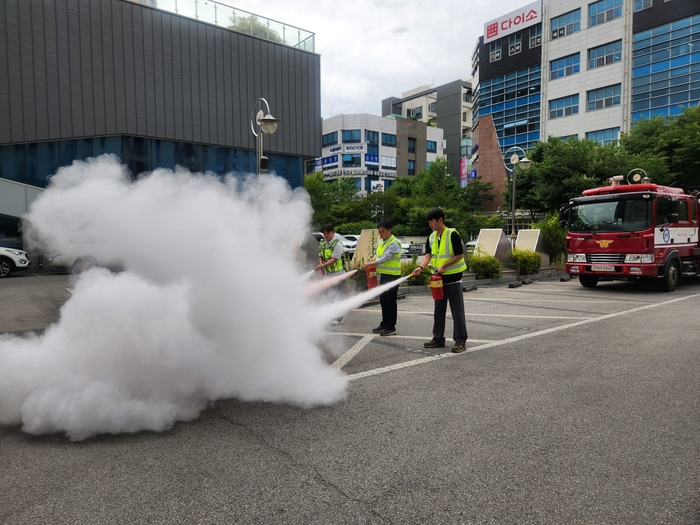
[1,273,699,524]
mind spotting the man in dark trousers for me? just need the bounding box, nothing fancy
[412,208,468,353]
[362,219,402,336]
[316,224,346,325]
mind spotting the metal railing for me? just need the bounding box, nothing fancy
[127,0,315,52]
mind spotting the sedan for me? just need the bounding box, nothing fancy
[0,247,31,277]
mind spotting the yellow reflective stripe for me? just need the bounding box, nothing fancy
[430,227,466,275]
[376,235,401,275]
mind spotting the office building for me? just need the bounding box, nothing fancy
[313,114,444,196]
[381,80,472,186]
[0,0,320,245]
[471,0,700,217]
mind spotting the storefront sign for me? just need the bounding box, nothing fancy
[484,1,540,44]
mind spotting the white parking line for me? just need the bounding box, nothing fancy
[324,332,494,343]
[347,293,699,382]
[331,334,374,370]
[353,309,593,320]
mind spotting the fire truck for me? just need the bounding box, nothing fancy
[560,175,700,292]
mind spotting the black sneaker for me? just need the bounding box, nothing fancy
[379,328,396,336]
[451,342,466,353]
[372,325,385,333]
[423,339,445,348]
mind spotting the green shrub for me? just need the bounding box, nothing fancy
[531,213,566,265]
[510,248,542,275]
[401,256,430,286]
[468,253,502,279]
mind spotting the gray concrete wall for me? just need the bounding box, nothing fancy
[0,0,321,157]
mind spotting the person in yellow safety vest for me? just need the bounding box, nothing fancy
[315,224,346,325]
[411,208,468,353]
[362,219,402,336]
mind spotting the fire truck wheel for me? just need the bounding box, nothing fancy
[658,259,679,292]
[579,275,599,288]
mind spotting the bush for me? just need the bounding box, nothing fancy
[401,255,430,286]
[510,248,542,275]
[532,213,566,265]
[468,253,502,279]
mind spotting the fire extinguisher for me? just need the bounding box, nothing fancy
[429,272,444,301]
[366,266,378,289]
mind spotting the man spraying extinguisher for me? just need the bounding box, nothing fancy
[316,224,346,325]
[361,219,402,336]
[412,208,468,353]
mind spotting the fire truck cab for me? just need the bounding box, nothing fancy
[561,180,700,292]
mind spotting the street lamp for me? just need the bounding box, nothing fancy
[502,145,531,245]
[250,97,279,175]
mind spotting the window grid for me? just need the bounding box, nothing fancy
[408,138,416,154]
[551,9,580,40]
[427,141,437,153]
[631,14,700,120]
[634,0,652,11]
[588,0,622,27]
[588,40,622,70]
[549,95,579,119]
[322,132,337,147]
[509,33,522,56]
[381,133,396,147]
[586,127,620,146]
[408,160,415,175]
[587,84,621,111]
[550,53,580,80]
[342,129,361,143]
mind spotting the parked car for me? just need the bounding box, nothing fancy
[311,232,356,256]
[0,247,31,277]
[466,241,478,254]
[342,234,360,243]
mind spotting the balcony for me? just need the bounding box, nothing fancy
[126,0,315,52]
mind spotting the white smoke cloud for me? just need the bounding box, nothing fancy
[0,155,348,441]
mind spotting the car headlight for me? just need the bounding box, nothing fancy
[624,254,654,263]
[5,249,23,256]
[567,253,586,263]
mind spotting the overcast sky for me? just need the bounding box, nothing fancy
[222,0,533,119]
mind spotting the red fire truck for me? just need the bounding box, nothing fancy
[561,177,700,292]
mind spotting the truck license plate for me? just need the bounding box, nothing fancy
[591,265,615,272]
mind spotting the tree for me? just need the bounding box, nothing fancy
[227,15,284,44]
[621,106,700,190]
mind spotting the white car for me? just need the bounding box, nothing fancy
[0,247,31,277]
[312,232,356,256]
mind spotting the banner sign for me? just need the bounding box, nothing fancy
[484,1,540,44]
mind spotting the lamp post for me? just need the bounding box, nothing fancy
[502,146,531,246]
[250,97,279,175]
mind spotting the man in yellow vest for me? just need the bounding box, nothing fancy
[412,208,468,352]
[362,219,402,336]
[316,224,346,325]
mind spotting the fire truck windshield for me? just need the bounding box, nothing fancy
[569,198,652,233]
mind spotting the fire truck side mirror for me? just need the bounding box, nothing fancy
[669,212,679,224]
[669,198,679,214]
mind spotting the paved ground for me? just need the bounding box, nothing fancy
[1,273,699,524]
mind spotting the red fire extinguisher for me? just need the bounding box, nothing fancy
[366,266,378,289]
[429,272,444,300]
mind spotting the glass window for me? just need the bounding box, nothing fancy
[342,129,361,143]
[408,160,415,175]
[408,138,416,154]
[25,141,59,188]
[0,144,24,183]
[60,139,94,167]
[549,94,579,119]
[365,130,378,145]
[657,197,670,224]
[381,156,396,170]
[586,127,620,146]
[93,136,122,158]
[342,154,361,167]
[551,9,581,40]
[176,142,202,173]
[426,140,437,153]
[228,148,253,174]
[429,102,437,112]
[407,107,423,119]
[550,53,580,80]
[152,139,177,170]
[678,200,688,222]
[588,40,622,69]
[203,146,227,175]
[381,133,396,147]
[509,33,522,56]
[530,24,542,48]
[490,40,502,62]
[589,0,623,27]
[587,84,622,111]
[322,131,338,147]
[635,0,652,11]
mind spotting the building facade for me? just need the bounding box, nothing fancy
[312,114,444,196]
[471,0,700,217]
[0,0,321,244]
[381,80,472,186]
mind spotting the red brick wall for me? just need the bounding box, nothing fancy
[473,115,507,213]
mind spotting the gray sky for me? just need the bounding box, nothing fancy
[223,0,533,118]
